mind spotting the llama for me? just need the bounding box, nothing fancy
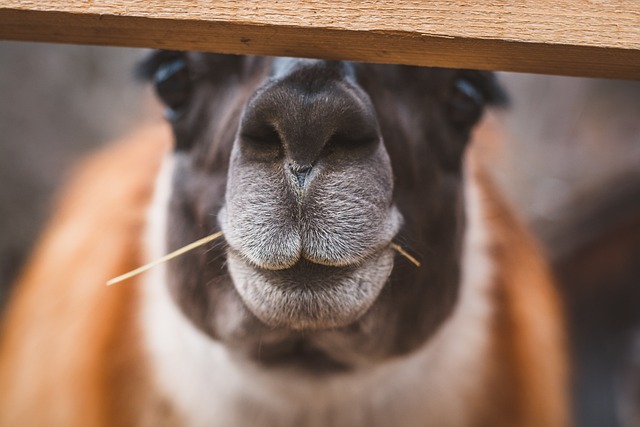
[0,52,569,427]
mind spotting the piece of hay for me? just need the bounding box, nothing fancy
[106,231,223,286]
[107,231,420,286]
[390,243,421,267]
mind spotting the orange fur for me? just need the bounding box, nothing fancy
[480,171,568,426]
[0,125,174,427]
[469,121,569,426]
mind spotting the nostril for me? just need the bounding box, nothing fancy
[325,132,378,151]
[240,124,282,149]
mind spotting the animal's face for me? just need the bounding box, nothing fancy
[140,52,504,371]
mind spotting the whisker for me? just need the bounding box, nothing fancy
[206,247,231,268]
[106,231,224,286]
[205,238,229,254]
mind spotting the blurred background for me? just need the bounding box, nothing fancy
[0,41,638,426]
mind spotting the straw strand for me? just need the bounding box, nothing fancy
[106,231,420,286]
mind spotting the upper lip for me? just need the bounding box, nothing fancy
[218,203,404,271]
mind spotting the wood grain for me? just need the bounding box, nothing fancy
[1,1,639,79]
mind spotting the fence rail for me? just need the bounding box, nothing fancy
[1,1,639,79]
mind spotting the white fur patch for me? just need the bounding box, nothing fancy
[141,156,251,426]
[140,156,496,427]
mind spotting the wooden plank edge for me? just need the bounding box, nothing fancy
[1,9,639,80]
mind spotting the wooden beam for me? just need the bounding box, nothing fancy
[1,1,639,80]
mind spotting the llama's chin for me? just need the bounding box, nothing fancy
[226,249,395,330]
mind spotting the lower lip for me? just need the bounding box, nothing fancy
[226,248,395,330]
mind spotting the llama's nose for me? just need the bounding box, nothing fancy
[238,59,381,171]
[288,162,313,187]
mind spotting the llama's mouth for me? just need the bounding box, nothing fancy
[226,247,395,330]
